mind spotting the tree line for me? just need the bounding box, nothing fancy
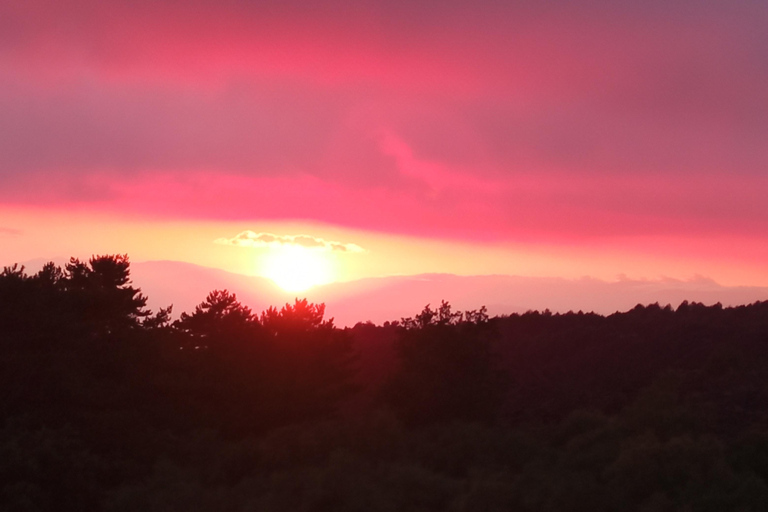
[3,254,768,511]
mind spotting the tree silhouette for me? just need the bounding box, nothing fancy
[174,289,257,350]
[260,298,332,334]
[62,255,150,341]
[0,255,151,349]
[6,253,768,511]
[257,298,357,423]
[383,301,504,424]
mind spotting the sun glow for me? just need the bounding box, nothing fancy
[260,245,335,292]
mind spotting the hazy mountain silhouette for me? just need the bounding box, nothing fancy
[128,261,768,326]
[130,260,290,315]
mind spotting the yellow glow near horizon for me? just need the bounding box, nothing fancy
[259,245,335,292]
[4,206,768,289]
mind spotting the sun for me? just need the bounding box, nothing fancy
[260,245,335,292]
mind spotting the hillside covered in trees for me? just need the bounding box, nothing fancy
[3,255,768,511]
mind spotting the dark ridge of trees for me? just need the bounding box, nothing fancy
[4,255,768,511]
[381,301,506,424]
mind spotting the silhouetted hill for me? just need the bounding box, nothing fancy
[131,260,291,316]
[130,261,768,326]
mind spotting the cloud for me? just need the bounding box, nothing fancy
[0,227,22,236]
[215,231,364,253]
[2,0,767,247]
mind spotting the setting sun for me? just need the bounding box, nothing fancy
[259,245,335,292]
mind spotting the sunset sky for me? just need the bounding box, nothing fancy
[2,0,768,301]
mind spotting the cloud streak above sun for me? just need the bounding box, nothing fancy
[215,231,365,253]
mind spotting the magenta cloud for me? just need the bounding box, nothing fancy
[1,0,767,244]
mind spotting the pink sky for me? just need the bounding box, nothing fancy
[2,0,768,301]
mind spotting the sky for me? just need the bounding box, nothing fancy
[2,0,768,304]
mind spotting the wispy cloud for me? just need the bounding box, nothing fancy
[0,227,22,237]
[215,231,364,252]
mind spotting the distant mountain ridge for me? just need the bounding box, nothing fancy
[129,260,768,327]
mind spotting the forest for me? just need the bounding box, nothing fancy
[3,254,768,511]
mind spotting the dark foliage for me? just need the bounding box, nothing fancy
[381,301,506,424]
[4,255,768,511]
